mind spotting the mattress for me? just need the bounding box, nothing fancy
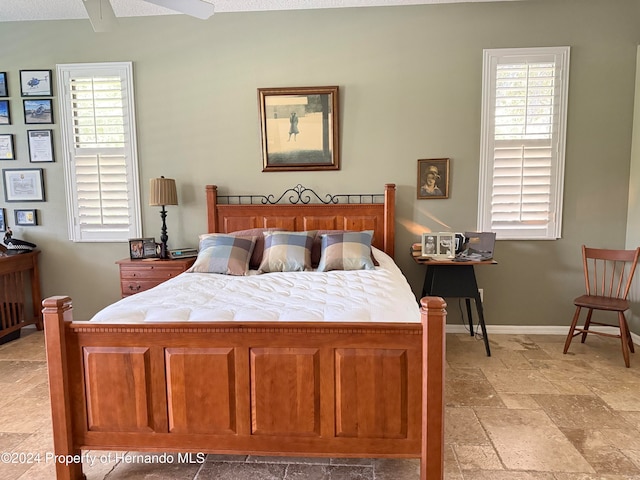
[91,248,420,323]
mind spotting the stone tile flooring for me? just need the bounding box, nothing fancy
[1,328,640,479]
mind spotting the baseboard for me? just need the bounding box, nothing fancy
[446,324,640,346]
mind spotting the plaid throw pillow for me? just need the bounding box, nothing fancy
[188,234,257,275]
[258,231,314,273]
[317,231,376,272]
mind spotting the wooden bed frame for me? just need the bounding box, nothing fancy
[43,183,446,480]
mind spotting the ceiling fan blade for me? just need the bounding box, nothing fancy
[142,0,215,20]
[82,0,118,32]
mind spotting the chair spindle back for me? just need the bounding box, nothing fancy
[582,246,640,301]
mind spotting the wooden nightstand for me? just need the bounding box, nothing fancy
[116,257,196,297]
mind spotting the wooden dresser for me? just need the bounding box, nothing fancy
[116,257,195,297]
[0,250,43,342]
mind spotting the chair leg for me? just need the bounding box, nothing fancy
[618,312,631,368]
[580,309,593,343]
[564,306,582,354]
[623,315,635,354]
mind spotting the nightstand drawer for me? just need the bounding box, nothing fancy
[116,258,196,297]
[120,279,163,296]
[119,265,185,281]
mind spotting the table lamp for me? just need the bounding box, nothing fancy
[149,176,178,259]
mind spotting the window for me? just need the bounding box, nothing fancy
[478,47,570,240]
[56,62,141,242]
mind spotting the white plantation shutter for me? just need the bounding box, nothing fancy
[478,47,570,240]
[57,63,141,242]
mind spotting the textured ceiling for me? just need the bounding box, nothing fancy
[0,0,521,22]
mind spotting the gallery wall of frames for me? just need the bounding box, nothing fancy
[0,69,55,232]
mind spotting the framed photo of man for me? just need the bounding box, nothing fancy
[417,158,450,199]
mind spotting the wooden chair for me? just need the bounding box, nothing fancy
[563,245,640,367]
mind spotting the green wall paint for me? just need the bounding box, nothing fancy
[0,0,638,326]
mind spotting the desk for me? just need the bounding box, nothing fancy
[413,256,496,356]
[0,250,43,342]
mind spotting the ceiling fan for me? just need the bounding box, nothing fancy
[82,0,215,32]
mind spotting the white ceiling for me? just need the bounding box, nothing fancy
[0,0,521,22]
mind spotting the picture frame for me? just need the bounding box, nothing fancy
[20,70,52,96]
[14,209,37,226]
[129,237,159,260]
[0,208,5,232]
[2,168,45,202]
[27,129,54,162]
[421,232,456,259]
[258,86,340,172]
[0,73,7,97]
[417,158,450,199]
[23,99,53,124]
[0,100,10,125]
[0,134,15,160]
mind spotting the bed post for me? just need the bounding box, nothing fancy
[384,183,395,258]
[206,184,219,233]
[420,296,446,480]
[42,296,85,480]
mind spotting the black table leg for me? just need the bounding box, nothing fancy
[474,293,491,356]
[464,298,474,336]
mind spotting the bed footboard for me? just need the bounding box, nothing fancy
[43,296,445,480]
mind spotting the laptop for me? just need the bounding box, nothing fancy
[458,232,496,261]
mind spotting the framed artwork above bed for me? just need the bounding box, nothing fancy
[258,86,340,172]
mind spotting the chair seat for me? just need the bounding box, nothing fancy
[574,294,630,312]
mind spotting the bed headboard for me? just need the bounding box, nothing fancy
[206,184,396,258]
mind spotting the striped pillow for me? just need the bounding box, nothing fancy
[188,234,257,275]
[258,231,314,273]
[317,231,376,272]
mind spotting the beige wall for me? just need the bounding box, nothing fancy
[0,0,638,325]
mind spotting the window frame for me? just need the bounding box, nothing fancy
[56,61,141,242]
[478,46,570,240]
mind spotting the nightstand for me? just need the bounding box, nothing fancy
[116,257,196,297]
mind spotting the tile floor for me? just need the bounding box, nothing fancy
[1,328,640,479]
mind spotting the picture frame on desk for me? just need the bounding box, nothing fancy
[421,232,455,259]
[129,237,158,260]
[0,208,5,232]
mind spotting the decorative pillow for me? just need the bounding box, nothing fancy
[188,234,257,275]
[258,231,315,273]
[312,230,379,267]
[317,231,376,272]
[200,228,282,270]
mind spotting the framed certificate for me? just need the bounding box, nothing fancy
[27,129,54,162]
[0,134,15,160]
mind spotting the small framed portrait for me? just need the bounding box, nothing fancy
[20,70,52,96]
[0,208,5,232]
[2,168,45,202]
[15,209,37,226]
[129,237,158,260]
[23,99,53,124]
[258,86,340,172]
[417,158,450,199]
[0,100,10,125]
[421,232,456,259]
[0,134,15,160]
[0,73,7,97]
[27,130,54,162]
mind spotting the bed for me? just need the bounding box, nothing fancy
[43,183,446,480]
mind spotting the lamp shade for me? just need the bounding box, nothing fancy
[149,177,178,206]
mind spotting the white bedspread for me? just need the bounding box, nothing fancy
[91,248,420,323]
